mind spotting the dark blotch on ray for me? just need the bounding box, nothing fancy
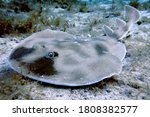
[94,44,108,55]
[10,47,35,61]
[20,57,57,76]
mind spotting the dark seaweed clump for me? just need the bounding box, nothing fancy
[7,0,32,13]
[0,19,12,36]
[51,0,78,10]
[129,0,140,8]
[129,0,150,10]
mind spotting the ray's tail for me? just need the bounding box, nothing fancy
[103,5,140,39]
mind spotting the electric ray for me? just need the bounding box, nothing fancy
[7,5,140,87]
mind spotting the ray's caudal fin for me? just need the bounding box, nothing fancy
[103,5,140,40]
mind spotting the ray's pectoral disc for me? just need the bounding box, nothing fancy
[8,39,122,86]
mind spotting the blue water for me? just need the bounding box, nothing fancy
[81,0,150,4]
[2,0,150,3]
[81,0,149,2]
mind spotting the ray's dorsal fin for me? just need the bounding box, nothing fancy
[103,5,140,40]
[114,18,127,39]
[116,18,126,29]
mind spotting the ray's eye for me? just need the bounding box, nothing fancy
[48,52,54,58]
[45,51,59,59]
